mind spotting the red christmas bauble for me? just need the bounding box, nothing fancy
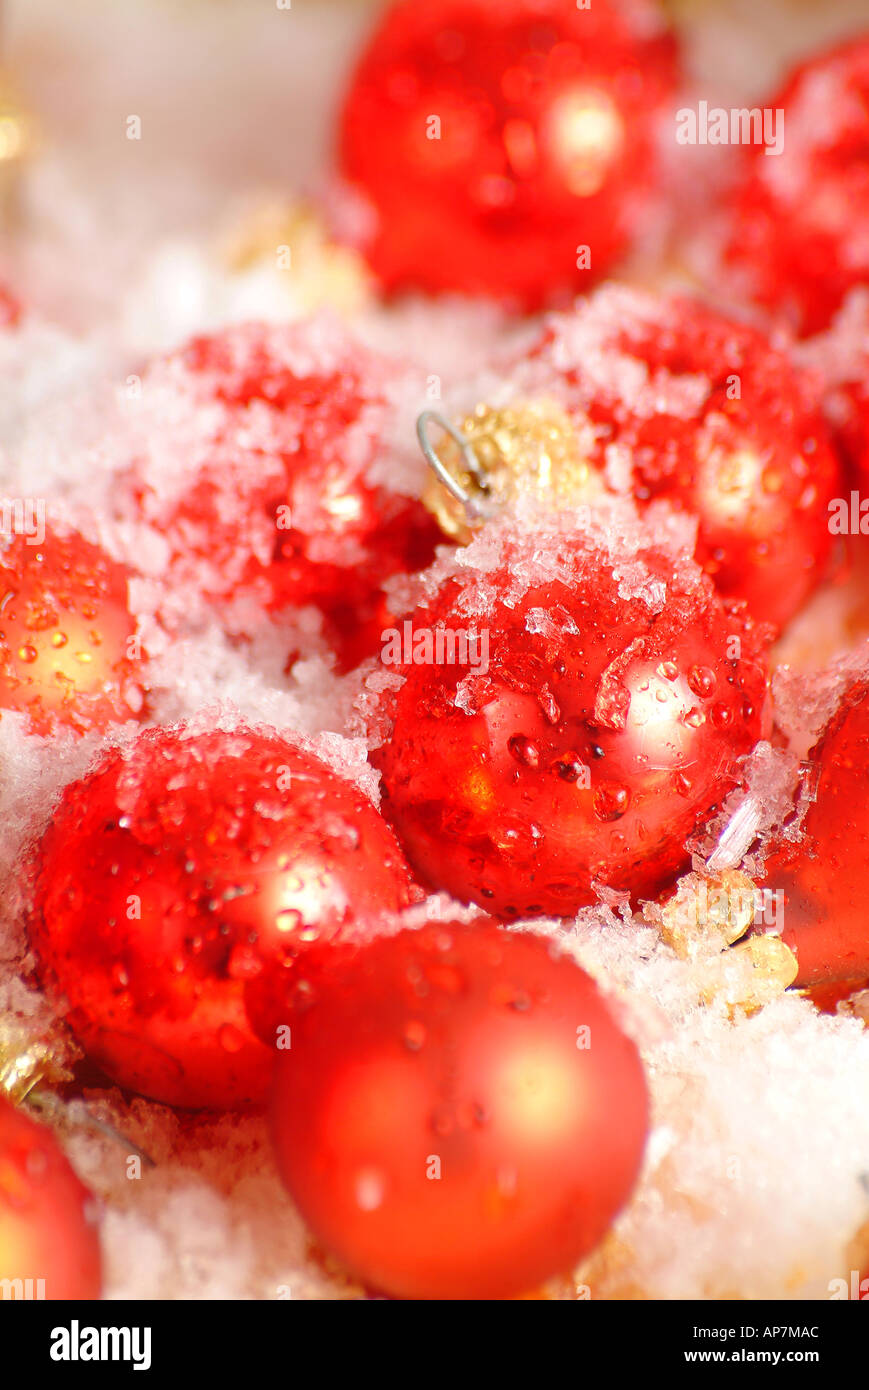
[339,0,679,307]
[724,36,869,336]
[801,294,869,495]
[271,918,648,1300]
[0,1097,102,1300]
[0,285,21,329]
[372,522,770,917]
[516,288,841,632]
[128,321,439,670]
[763,678,869,987]
[30,725,414,1109]
[803,976,869,1017]
[0,524,146,735]
[833,373,869,493]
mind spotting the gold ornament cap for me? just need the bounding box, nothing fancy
[0,1015,79,1106]
[419,400,603,543]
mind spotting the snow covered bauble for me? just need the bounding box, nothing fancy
[801,293,869,501]
[0,523,145,735]
[372,520,770,917]
[127,320,439,670]
[340,0,679,307]
[764,679,869,988]
[29,725,414,1109]
[498,287,841,633]
[0,1098,102,1300]
[724,35,869,336]
[271,919,648,1300]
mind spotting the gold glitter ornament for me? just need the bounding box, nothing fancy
[656,869,759,960]
[217,196,373,317]
[0,1011,155,1164]
[693,935,799,1017]
[421,399,603,543]
[648,869,798,1014]
[0,1014,80,1107]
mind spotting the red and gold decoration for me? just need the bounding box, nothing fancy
[271,919,649,1300]
[2,0,869,1308]
[0,524,146,735]
[340,0,679,306]
[29,725,414,1109]
[126,321,440,671]
[0,1095,102,1300]
[422,398,604,543]
[373,523,770,917]
[725,34,869,336]
[514,290,842,633]
[763,679,869,988]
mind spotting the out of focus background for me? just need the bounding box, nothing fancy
[1,0,868,339]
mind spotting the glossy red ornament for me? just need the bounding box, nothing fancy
[30,725,414,1109]
[0,1097,102,1300]
[763,679,869,988]
[724,36,869,336]
[339,0,679,307]
[373,523,770,917]
[129,321,439,670]
[0,524,145,735]
[803,976,869,1017]
[518,288,841,632]
[271,918,648,1300]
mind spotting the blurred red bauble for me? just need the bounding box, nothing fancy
[271,919,648,1300]
[518,287,841,632]
[0,286,21,329]
[30,725,413,1109]
[831,371,869,491]
[0,523,145,735]
[724,36,869,336]
[128,321,439,670]
[373,523,770,917]
[339,0,679,307]
[0,1098,102,1300]
[764,679,869,988]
